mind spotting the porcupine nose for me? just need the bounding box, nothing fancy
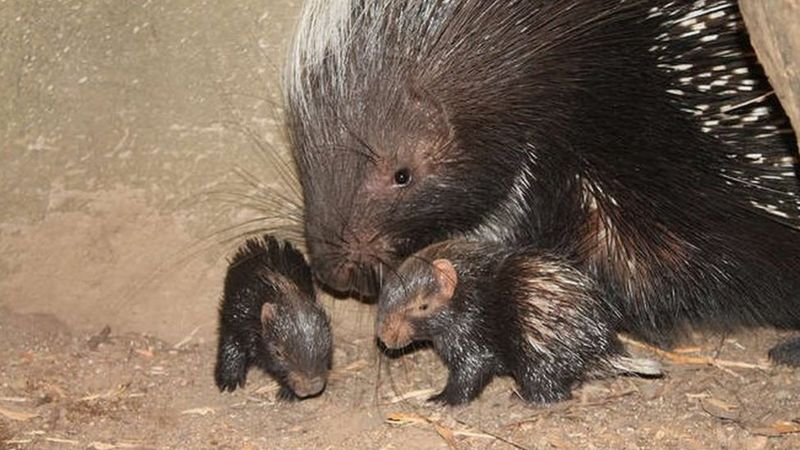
[308,236,384,297]
[377,314,414,349]
[315,260,375,296]
[289,374,326,398]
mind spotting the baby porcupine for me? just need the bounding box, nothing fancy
[215,235,332,400]
[376,240,661,406]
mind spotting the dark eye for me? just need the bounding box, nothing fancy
[418,303,429,311]
[393,168,411,186]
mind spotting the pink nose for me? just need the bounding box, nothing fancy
[377,315,414,349]
[289,375,326,398]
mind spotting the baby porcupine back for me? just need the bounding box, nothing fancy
[223,235,314,302]
[287,0,800,361]
[492,250,664,402]
[215,235,332,400]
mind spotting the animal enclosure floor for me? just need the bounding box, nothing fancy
[1,305,799,450]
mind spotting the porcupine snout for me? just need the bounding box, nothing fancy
[287,373,326,398]
[306,230,389,298]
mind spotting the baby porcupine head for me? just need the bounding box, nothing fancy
[377,257,457,349]
[259,289,332,399]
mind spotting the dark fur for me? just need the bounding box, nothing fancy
[214,235,332,400]
[376,241,640,405]
[289,0,800,363]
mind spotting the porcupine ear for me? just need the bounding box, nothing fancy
[261,303,278,325]
[431,259,458,306]
[406,83,452,138]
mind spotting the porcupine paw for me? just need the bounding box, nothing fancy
[427,390,468,406]
[768,336,800,367]
[516,386,572,405]
[427,379,485,406]
[214,340,249,392]
[277,385,299,402]
[515,377,573,405]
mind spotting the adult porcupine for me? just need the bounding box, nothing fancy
[285,0,800,361]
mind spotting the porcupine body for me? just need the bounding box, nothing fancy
[286,0,800,362]
[215,235,332,400]
[377,240,662,405]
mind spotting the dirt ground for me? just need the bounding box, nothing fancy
[2,1,800,449]
[2,298,800,450]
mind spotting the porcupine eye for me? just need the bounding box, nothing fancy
[393,168,411,186]
[418,303,429,311]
